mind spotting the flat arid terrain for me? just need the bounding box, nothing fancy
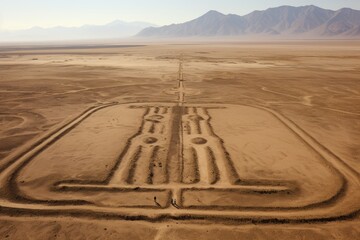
[0,41,359,239]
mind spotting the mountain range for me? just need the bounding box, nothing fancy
[0,20,156,42]
[1,5,359,41]
[137,5,360,38]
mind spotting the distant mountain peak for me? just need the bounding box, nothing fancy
[204,10,225,16]
[106,20,127,26]
[196,10,226,21]
[307,5,320,9]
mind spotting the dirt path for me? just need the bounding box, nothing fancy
[262,86,360,116]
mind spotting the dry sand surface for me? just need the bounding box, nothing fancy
[0,41,359,239]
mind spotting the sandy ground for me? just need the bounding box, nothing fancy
[0,41,359,239]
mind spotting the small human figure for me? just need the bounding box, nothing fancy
[171,198,179,209]
[154,196,161,207]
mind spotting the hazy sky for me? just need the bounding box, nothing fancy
[1,0,360,30]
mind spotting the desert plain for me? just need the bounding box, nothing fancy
[0,41,359,239]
